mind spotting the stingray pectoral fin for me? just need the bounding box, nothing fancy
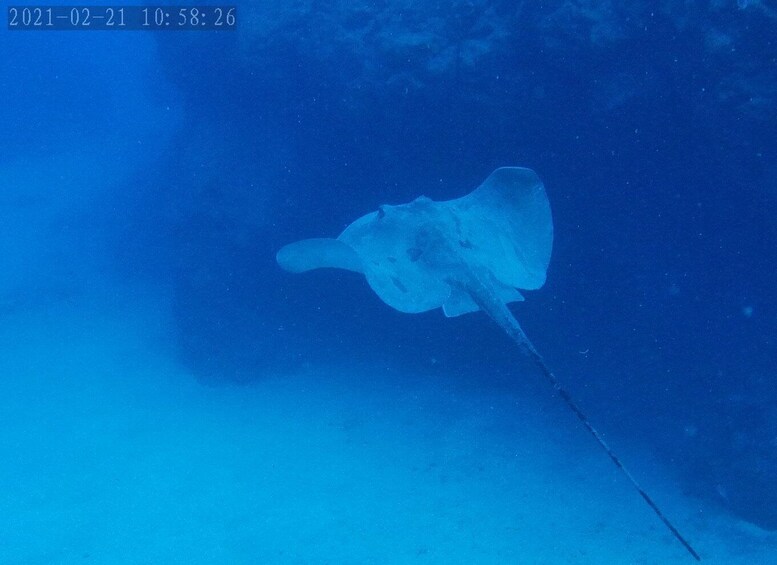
[276,238,364,274]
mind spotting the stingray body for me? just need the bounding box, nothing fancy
[277,168,549,346]
[277,167,700,561]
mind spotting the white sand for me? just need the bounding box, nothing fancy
[0,292,773,564]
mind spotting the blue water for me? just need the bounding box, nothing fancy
[2,2,776,563]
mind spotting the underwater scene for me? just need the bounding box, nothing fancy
[2,1,776,563]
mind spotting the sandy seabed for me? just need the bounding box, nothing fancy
[1,293,774,565]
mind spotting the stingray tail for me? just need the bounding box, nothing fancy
[522,345,701,561]
[465,277,702,562]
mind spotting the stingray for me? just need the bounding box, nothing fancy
[277,167,701,561]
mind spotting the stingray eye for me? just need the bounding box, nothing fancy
[377,206,387,219]
[406,247,423,262]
